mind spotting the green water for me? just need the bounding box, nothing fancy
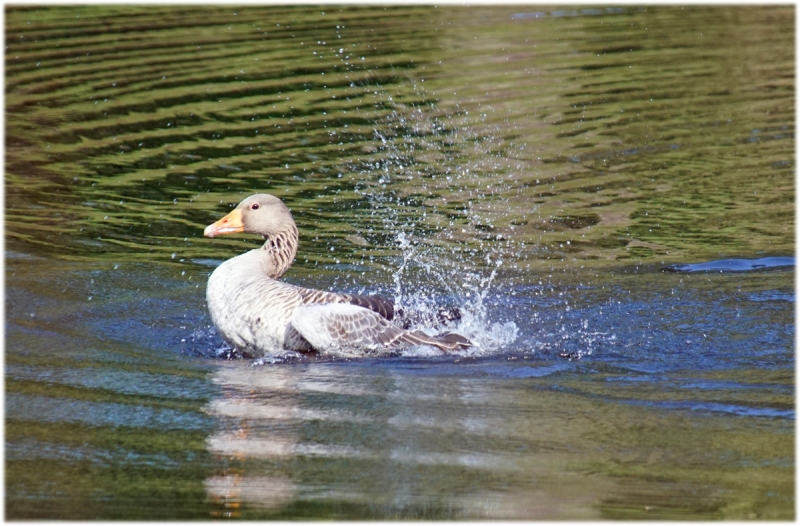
[5,5,794,520]
[6,5,793,269]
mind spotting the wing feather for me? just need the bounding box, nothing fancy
[289,304,470,354]
[295,287,395,321]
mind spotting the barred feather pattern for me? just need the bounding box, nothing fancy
[290,304,472,355]
[262,222,298,279]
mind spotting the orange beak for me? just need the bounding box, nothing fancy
[204,208,245,238]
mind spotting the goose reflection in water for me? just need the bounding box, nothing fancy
[204,364,302,516]
[202,361,613,519]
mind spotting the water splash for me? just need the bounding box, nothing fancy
[384,224,520,357]
[338,80,530,357]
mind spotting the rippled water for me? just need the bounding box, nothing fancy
[5,5,794,520]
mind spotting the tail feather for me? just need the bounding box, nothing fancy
[403,330,472,353]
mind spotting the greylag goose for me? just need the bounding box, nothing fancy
[204,193,472,357]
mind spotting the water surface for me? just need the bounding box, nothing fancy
[5,5,794,520]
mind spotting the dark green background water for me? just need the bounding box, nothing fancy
[5,5,794,519]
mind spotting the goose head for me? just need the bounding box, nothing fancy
[204,194,295,239]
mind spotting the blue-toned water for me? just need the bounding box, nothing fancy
[665,257,795,273]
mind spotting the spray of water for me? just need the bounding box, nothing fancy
[342,85,526,357]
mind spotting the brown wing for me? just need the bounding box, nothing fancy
[340,293,395,320]
[295,287,395,321]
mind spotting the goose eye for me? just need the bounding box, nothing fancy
[251,203,260,210]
